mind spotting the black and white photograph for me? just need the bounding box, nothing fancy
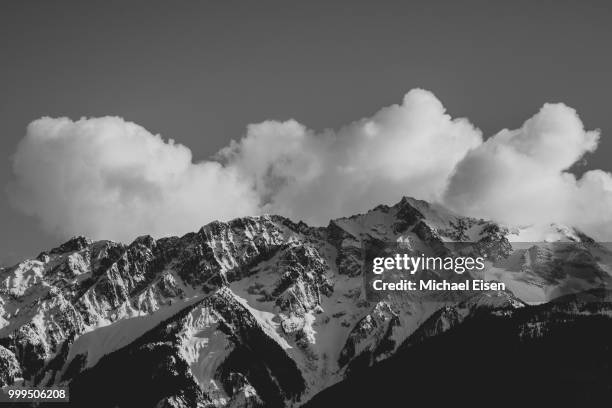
[1,1,612,407]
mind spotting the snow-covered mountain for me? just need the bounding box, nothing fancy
[0,197,610,407]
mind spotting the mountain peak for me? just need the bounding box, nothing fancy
[47,235,92,256]
[398,195,427,207]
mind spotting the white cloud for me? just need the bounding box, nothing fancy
[8,90,612,243]
[221,89,482,224]
[443,103,612,238]
[9,117,259,242]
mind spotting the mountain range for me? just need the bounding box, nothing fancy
[0,197,611,407]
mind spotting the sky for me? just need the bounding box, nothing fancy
[2,0,612,264]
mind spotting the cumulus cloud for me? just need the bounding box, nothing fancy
[9,117,259,242]
[7,89,612,243]
[220,89,482,224]
[443,103,612,238]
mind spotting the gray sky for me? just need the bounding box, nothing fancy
[2,0,612,263]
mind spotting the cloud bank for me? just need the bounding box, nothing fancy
[9,117,259,242]
[8,89,612,243]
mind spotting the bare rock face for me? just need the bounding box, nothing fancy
[338,301,400,373]
[0,345,21,386]
[0,197,608,407]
